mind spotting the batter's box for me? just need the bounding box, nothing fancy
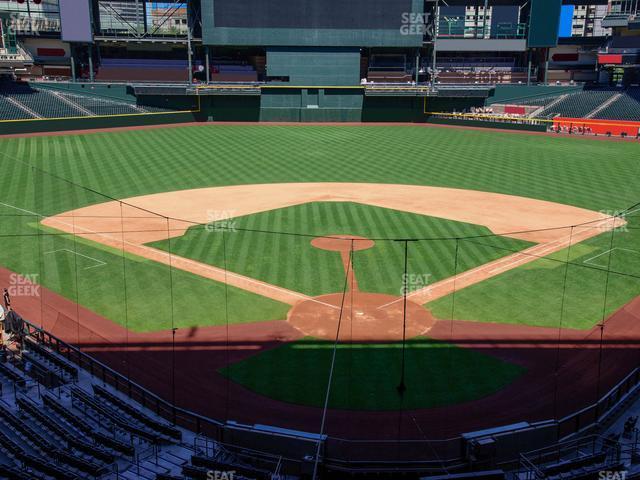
[582,247,640,271]
[44,249,107,270]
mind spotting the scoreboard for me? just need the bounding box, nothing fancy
[202,0,424,47]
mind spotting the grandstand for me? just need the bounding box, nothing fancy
[0,318,284,480]
[594,87,640,121]
[0,79,176,119]
[537,88,622,118]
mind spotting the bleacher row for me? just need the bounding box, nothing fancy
[507,88,640,121]
[0,333,280,480]
[0,81,172,120]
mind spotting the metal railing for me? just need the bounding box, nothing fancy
[20,318,640,470]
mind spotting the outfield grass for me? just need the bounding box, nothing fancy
[149,202,532,297]
[221,337,526,410]
[429,213,640,329]
[0,125,638,332]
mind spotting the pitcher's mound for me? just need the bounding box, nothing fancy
[288,293,436,342]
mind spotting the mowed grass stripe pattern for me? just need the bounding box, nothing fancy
[150,202,532,297]
[221,337,526,410]
[429,213,640,329]
[1,125,638,215]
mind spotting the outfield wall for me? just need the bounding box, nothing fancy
[0,111,202,135]
[0,89,540,134]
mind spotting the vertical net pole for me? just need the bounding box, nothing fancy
[595,216,619,417]
[70,210,81,348]
[312,244,353,480]
[33,166,45,330]
[553,226,574,420]
[166,216,177,423]
[119,201,131,381]
[223,225,230,424]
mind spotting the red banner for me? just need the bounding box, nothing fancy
[598,54,623,65]
[553,117,640,136]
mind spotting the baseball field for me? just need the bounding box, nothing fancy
[0,123,638,438]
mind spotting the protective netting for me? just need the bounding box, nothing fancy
[1,157,639,465]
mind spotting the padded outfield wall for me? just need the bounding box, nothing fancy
[0,92,543,134]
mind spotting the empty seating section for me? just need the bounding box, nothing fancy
[436,68,528,85]
[593,88,640,121]
[0,338,192,478]
[211,63,258,82]
[0,96,33,120]
[438,57,516,69]
[0,324,283,479]
[540,89,620,118]
[96,58,189,82]
[1,81,84,118]
[435,57,527,84]
[509,95,566,107]
[0,80,175,120]
[367,55,413,83]
[57,91,145,116]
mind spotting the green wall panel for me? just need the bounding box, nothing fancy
[528,0,561,47]
[0,111,200,135]
[260,87,364,122]
[266,48,361,86]
[362,96,424,122]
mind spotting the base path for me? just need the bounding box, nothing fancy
[41,183,621,306]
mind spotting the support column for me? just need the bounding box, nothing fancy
[482,0,489,38]
[431,0,439,85]
[527,49,532,85]
[205,46,210,83]
[70,46,76,82]
[544,48,550,85]
[415,49,420,84]
[88,45,94,83]
[187,28,193,84]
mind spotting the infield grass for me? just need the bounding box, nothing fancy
[149,202,532,297]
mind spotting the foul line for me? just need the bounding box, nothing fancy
[376,217,623,310]
[44,249,107,270]
[583,247,640,269]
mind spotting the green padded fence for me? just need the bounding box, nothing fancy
[266,48,361,86]
[260,87,364,122]
[0,111,201,135]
